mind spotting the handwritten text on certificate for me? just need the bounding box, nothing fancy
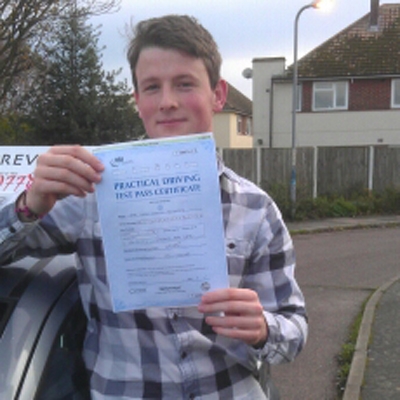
[93,133,228,312]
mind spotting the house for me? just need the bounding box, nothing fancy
[250,1,400,148]
[213,82,253,148]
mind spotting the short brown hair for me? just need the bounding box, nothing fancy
[127,15,222,90]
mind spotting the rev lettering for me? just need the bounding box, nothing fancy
[0,153,39,166]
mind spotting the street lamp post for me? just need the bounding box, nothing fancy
[290,0,332,218]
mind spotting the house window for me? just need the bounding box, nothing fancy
[237,116,242,134]
[313,81,348,111]
[391,79,400,108]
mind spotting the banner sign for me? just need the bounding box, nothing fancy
[0,147,48,205]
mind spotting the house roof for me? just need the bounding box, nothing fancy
[294,3,400,78]
[222,82,252,116]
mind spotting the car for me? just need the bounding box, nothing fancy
[0,255,90,400]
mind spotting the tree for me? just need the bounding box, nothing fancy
[26,3,144,145]
[0,113,32,144]
[0,0,120,109]
[0,0,57,105]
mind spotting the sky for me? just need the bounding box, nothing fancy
[92,0,400,99]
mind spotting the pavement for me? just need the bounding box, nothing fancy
[284,214,400,400]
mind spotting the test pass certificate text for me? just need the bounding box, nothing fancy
[93,133,228,312]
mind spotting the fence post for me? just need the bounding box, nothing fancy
[256,146,262,188]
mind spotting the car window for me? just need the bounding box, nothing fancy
[35,302,90,400]
[0,298,15,337]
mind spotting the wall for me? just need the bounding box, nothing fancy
[213,113,231,148]
[271,94,400,148]
[252,57,286,147]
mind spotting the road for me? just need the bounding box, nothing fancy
[271,226,400,400]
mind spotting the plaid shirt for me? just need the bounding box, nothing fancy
[0,160,307,400]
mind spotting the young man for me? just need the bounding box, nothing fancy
[0,15,307,399]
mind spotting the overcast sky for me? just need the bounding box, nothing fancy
[93,0,399,98]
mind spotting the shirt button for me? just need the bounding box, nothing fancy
[228,242,235,249]
[9,226,16,233]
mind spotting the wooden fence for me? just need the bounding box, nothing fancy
[220,145,400,199]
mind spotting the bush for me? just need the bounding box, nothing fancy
[268,186,400,221]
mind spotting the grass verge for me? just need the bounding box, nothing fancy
[336,296,371,398]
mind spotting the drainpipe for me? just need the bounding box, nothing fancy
[269,81,274,148]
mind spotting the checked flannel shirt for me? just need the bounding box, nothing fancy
[0,159,307,400]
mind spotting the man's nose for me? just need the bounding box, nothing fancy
[159,87,178,110]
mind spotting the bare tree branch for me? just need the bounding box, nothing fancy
[0,0,120,107]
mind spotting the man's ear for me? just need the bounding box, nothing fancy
[212,79,228,113]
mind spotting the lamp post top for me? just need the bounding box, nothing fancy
[312,0,334,11]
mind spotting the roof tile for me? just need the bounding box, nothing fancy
[223,83,252,116]
[294,4,400,78]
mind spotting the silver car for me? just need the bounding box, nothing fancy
[0,255,89,400]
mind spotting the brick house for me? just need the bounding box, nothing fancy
[250,1,400,148]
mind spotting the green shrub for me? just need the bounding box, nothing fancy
[268,185,400,221]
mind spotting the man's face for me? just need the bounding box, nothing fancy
[134,47,227,139]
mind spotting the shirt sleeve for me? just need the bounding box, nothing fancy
[0,194,84,264]
[246,200,308,365]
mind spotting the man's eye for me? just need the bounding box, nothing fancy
[178,82,193,88]
[143,84,159,92]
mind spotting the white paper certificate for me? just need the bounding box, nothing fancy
[93,133,228,312]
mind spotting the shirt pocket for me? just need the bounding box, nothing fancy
[226,238,252,288]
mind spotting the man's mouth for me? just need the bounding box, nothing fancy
[157,118,186,125]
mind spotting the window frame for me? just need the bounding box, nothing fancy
[391,79,400,108]
[312,81,349,111]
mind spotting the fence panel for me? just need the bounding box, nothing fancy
[260,148,290,188]
[373,146,400,192]
[221,148,257,183]
[317,147,369,196]
[296,147,314,199]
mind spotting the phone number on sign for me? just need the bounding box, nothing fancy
[0,174,34,192]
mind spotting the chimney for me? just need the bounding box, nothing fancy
[369,0,380,30]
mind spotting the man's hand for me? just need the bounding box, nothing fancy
[23,146,104,217]
[198,288,268,346]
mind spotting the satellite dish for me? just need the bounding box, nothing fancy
[242,68,253,79]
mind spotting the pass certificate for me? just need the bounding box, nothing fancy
[93,133,228,312]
